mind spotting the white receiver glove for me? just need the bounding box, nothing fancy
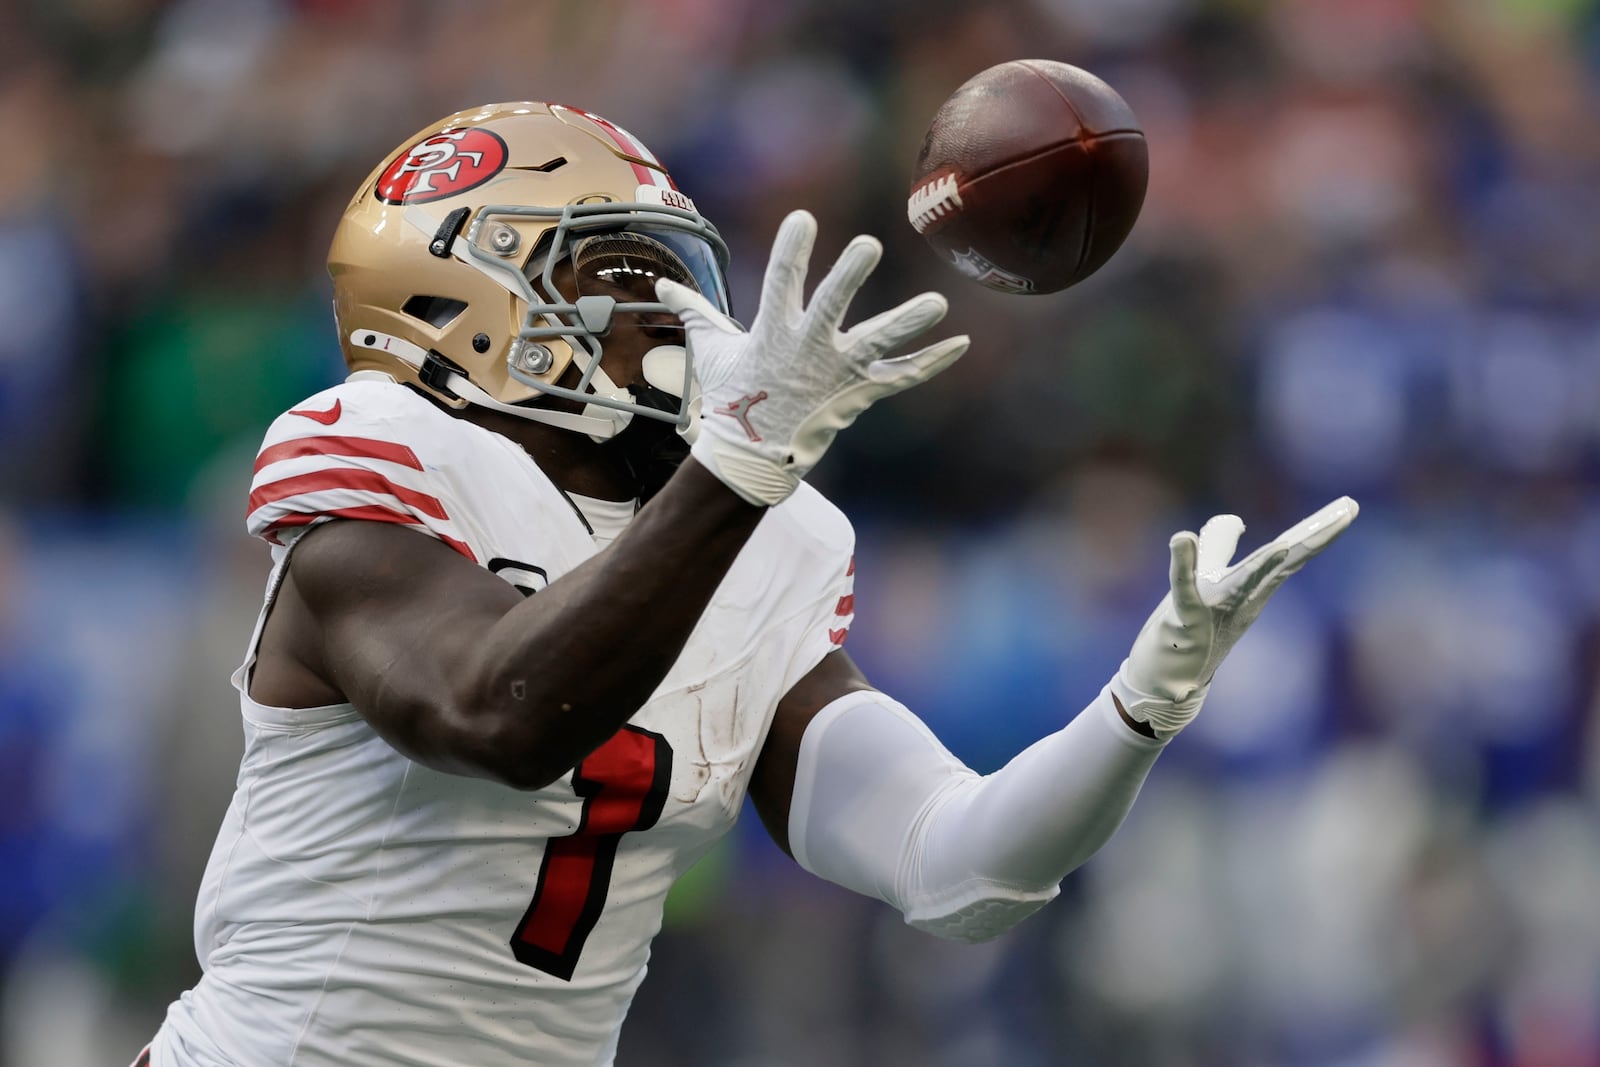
[1111,496,1359,738]
[655,209,970,505]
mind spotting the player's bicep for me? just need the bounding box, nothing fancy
[750,649,874,856]
[287,519,525,768]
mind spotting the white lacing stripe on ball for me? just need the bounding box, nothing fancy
[906,173,963,234]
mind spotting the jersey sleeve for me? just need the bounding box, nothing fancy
[820,555,857,651]
[772,486,859,692]
[245,384,479,562]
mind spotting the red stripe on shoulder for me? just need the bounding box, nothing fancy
[845,556,856,577]
[255,434,423,474]
[249,469,450,520]
[828,627,849,646]
[835,594,855,616]
[436,533,477,562]
[265,507,478,563]
[266,504,418,531]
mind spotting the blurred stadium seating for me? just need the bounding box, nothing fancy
[2,0,1598,1063]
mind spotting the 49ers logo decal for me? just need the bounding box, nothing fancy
[375,128,509,205]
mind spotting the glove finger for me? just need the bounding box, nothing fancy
[865,334,970,391]
[759,210,818,323]
[1235,546,1292,604]
[656,279,741,336]
[1270,496,1360,559]
[807,234,883,331]
[1195,514,1245,580]
[1218,496,1360,598]
[844,292,949,359]
[1252,557,1306,607]
[1168,531,1204,614]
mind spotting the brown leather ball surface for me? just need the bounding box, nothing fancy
[908,60,1148,294]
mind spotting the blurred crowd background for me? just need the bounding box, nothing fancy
[2,0,1598,1064]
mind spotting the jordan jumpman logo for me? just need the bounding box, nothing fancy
[713,392,769,442]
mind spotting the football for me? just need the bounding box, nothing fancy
[907,59,1148,294]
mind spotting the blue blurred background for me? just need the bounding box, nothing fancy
[3,0,1599,1064]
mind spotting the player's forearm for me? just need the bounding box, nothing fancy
[464,458,764,788]
[916,688,1164,895]
[788,684,1165,942]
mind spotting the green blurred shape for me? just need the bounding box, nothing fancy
[100,289,339,509]
[662,834,737,928]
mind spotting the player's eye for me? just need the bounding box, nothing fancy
[572,233,697,302]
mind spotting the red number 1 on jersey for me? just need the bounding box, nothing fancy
[511,725,672,980]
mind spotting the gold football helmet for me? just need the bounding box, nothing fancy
[328,102,731,440]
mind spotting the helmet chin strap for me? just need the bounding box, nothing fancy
[348,329,632,439]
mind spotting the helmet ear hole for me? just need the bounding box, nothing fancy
[400,295,469,328]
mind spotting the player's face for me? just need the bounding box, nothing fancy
[544,251,687,395]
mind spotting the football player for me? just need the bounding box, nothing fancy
[139,102,1356,1067]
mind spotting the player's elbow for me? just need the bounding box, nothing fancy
[486,759,565,792]
[413,668,634,789]
[419,692,572,791]
[443,656,627,790]
[924,922,1007,946]
[904,889,1057,944]
[462,717,572,791]
[450,735,566,791]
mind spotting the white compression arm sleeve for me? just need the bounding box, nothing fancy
[788,685,1166,942]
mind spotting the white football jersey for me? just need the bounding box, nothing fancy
[152,379,856,1067]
